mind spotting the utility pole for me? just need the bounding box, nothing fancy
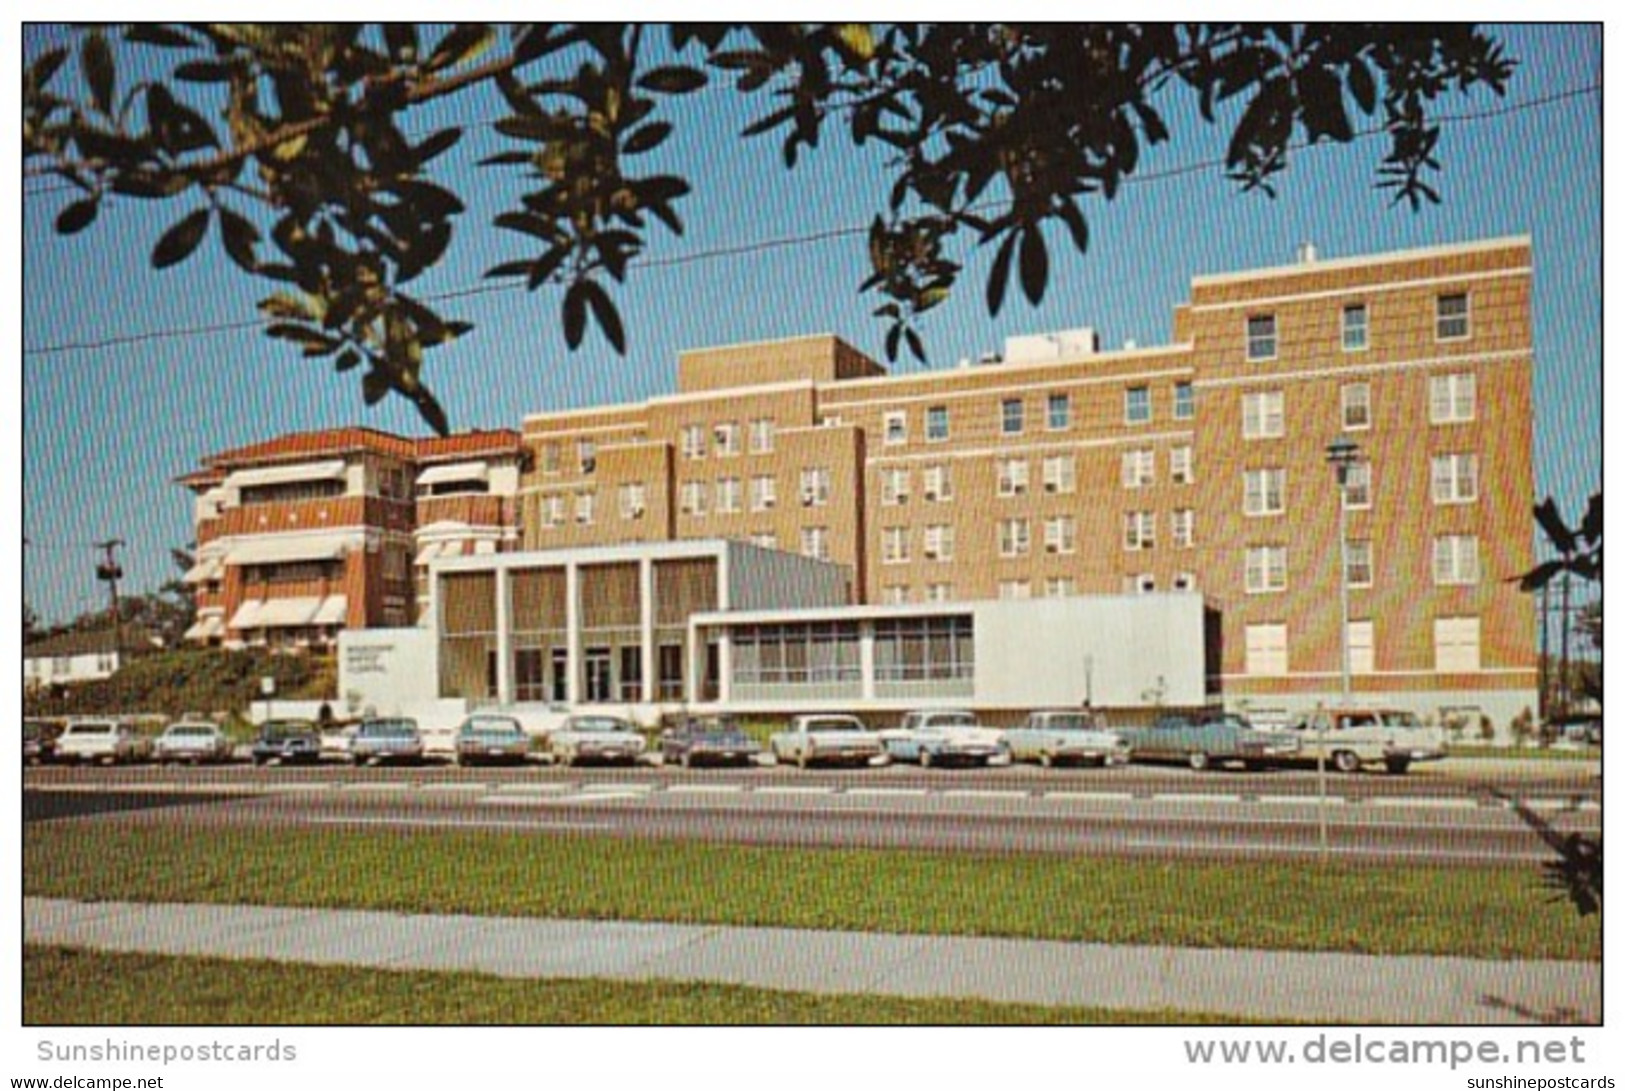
[94,539,125,659]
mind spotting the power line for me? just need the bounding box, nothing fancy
[22,82,1599,358]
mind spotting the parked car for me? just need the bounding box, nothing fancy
[1118,712,1299,771]
[349,718,425,766]
[1003,710,1130,767]
[24,718,64,765]
[769,714,886,768]
[454,714,532,766]
[54,719,153,765]
[880,709,1009,767]
[154,720,235,764]
[548,714,645,767]
[251,719,324,766]
[660,715,762,768]
[1283,707,1448,774]
[320,724,357,760]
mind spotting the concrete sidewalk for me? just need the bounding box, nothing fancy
[25,897,1598,1024]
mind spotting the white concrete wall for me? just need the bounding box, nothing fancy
[972,593,1206,709]
[338,628,441,717]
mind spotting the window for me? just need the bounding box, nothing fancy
[1430,373,1477,423]
[1435,616,1481,673]
[750,475,777,512]
[800,526,829,561]
[1245,546,1287,593]
[1001,398,1025,435]
[713,421,740,457]
[923,463,953,502]
[1124,574,1156,595]
[874,616,976,681]
[998,579,1032,601]
[680,425,706,459]
[926,582,954,603]
[1247,314,1277,360]
[541,442,561,475]
[918,405,948,442]
[749,417,775,454]
[1047,392,1071,430]
[1171,508,1195,549]
[1343,460,1372,509]
[715,477,741,514]
[1342,383,1371,430]
[1123,511,1155,551]
[1342,304,1369,352]
[1346,539,1373,588]
[1245,623,1289,676]
[679,481,707,516]
[1045,577,1076,598]
[1170,445,1193,485]
[999,518,1031,558]
[1043,515,1076,555]
[881,526,910,565]
[1121,448,1155,489]
[578,439,597,474]
[1242,390,1285,439]
[883,411,907,446]
[1042,455,1076,494]
[1244,468,1286,517]
[1173,381,1195,420]
[750,532,777,550]
[1437,292,1470,340]
[1125,386,1151,424]
[881,585,910,605]
[880,466,910,505]
[1431,453,1480,504]
[574,490,596,525]
[1348,620,1375,675]
[1172,572,1197,592]
[799,467,831,506]
[924,524,954,561]
[996,457,1029,497]
[542,494,566,527]
[1433,536,1480,585]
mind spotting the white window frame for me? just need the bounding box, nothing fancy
[618,482,646,521]
[1431,453,1479,505]
[799,467,831,507]
[680,480,708,517]
[800,526,829,561]
[881,466,910,506]
[1247,314,1278,361]
[1348,620,1375,675]
[1047,392,1071,431]
[1341,382,1371,430]
[680,424,706,460]
[1343,460,1372,510]
[749,417,775,454]
[1171,508,1194,549]
[1435,616,1481,673]
[999,518,1031,558]
[997,457,1030,497]
[883,410,908,446]
[881,526,910,565]
[1244,467,1286,517]
[1170,445,1193,485]
[998,579,1032,601]
[1121,448,1155,489]
[1123,511,1156,551]
[574,490,596,525]
[713,421,740,457]
[750,475,777,512]
[1245,545,1287,593]
[1242,390,1285,439]
[1245,623,1289,676]
[1430,372,1476,424]
[926,582,953,603]
[924,523,955,562]
[1125,386,1151,424]
[1342,303,1369,353]
[923,463,953,502]
[1346,539,1373,588]
[1436,292,1470,341]
[1173,381,1195,421]
[1001,397,1025,435]
[1042,454,1076,495]
[715,477,742,514]
[925,405,950,442]
[1043,515,1076,555]
[1433,535,1481,586]
[1045,576,1076,598]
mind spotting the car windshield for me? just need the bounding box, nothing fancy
[570,718,632,733]
[930,713,978,728]
[362,720,416,737]
[1381,711,1424,729]
[68,724,114,735]
[463,718,522,734]
[167,726,214,736]
[263,725,309,740]
[808,719,864,733]
[1040,714,1095,731]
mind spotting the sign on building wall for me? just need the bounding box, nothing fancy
[337,628,440,717]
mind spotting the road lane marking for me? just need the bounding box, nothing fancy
[312,815,613,832]
[665,784,746,795]
[844,788,930,798]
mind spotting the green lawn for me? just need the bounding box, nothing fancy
[23,946,1250,1025]
[23,823,1599,961]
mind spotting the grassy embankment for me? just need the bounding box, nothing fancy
[24,823,1599,962]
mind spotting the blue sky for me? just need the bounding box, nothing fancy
[17,24,1602,625]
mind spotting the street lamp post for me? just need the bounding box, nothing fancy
[1322,437,1361,864]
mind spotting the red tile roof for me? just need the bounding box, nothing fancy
[185,426,524,474]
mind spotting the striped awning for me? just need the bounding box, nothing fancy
[225,460,347,490]
[226,533,351,566]
[311,596,348,627]
[416,461,488,487]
